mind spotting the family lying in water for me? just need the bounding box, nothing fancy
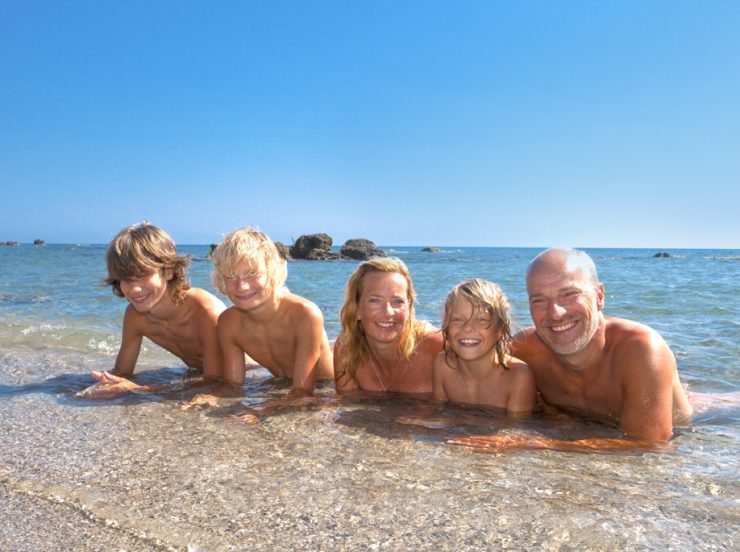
[82,222,699,452]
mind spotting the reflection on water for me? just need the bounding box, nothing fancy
[0,363,737,550]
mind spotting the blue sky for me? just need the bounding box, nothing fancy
[1,1,738,248]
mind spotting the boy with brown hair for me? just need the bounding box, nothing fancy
[79,222,226,398]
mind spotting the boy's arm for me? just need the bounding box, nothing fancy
[78,307,146,398]
[218,310,247,387]
[198,308,224,382]
[287,303,325,398]
[112,306,144,376]
[506,361,536,416]
[333,339,359,393]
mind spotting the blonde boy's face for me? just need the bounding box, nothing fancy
[446,296,498,362]
[222,261,272,311]
[119,269,173,313]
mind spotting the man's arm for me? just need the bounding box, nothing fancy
[617,331,676,443]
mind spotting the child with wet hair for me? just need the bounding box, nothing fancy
[434,278,535,414]
[211,227,333,404]
[79,222,227,398]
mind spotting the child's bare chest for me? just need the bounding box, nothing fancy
[235,321,297,376]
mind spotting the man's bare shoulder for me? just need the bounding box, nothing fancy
[511,327,550,359]
[604,316,669,352]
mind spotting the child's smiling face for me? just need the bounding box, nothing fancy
[119,268,173,313]
[445,296,498,362]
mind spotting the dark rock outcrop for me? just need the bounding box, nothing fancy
[340,239,386,260]
[421,247,441,253]
[653,251,673,258]
[290,234,335,259]
[273,241,291,260]
[33,239,45,246]
[2,241,19,246]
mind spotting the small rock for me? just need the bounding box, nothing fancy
[421,247,441,253]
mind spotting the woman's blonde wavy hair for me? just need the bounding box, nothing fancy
[210,227,288,295]
[336,257,429,382]
[441,278,512,370]
[105,222,191,303]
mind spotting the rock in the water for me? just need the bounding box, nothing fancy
[33,239,45,246]
[290,233,333,259]
[421,247,441,253]
[304,249,346,260]
[273,241,291,260]
[2,241,19,246]
[653,251,673,258]
[340,239,386,260]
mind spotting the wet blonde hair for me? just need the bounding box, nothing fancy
[210,227,288,294]
[105,222,191,303]
[442,278,512,370]
[336,257,429,382]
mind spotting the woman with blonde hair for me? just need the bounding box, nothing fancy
[334,257,443,394]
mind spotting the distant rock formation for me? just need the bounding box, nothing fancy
[421,247,441,253]
[33,239,45,246]
[653,251,673,258]
[273,241,291,260]
[290,234,346,260]
[340,239,386,260]
[1,241,19,246]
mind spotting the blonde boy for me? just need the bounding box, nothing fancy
[80,222,226,398]
[211,228,333,398]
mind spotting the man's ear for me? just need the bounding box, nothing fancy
[596,283,605,310]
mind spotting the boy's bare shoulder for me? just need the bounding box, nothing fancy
[282,292,323,320]
[184,287,227,313]
[505,355,534,379]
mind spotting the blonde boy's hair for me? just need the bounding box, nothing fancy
[336,257,429,382]
[105,222,191,303]
[442,278,512,370]
[210,227,288,294]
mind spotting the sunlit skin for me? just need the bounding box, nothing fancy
[433,296,535,414]
[453,248,694,452]
[218,262,334,400]
[79,269,227,398]
[334,271,443,394]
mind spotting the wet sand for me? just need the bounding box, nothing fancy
[1,369,738,551]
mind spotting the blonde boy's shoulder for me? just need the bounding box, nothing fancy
[282,291,323,321]
[185,286,227,312]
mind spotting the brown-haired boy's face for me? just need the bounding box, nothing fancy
[119,268,173,313]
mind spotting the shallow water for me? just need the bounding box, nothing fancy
[0,244,738,550]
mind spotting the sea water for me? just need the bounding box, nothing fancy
[0,244,737,550]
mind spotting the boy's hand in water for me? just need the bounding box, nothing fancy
[76,371,145,399]
[180,393,220,411]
